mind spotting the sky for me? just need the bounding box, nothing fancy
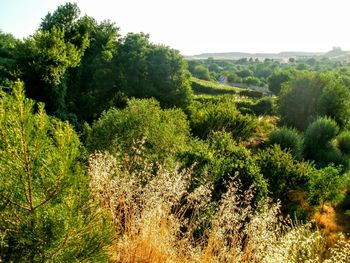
[1,0,350,55]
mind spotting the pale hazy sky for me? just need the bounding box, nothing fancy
[1,0,350,55]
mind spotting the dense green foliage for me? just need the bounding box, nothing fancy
[303,117,348,168]
[0,3,192,124]
[279,72,350,130]
[268,69,294,94]
[256,145,314,201]
[268,127,304,160]
[191,77,238,95]
[118,34,192,109]
[308,165,346,209]
[2,2,350,260]
[180,131,268,202]
[337,131,350,155]
[0,82,112,262]
[86,98,190,165]
[189,98,257,140]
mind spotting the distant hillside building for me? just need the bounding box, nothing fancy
[218,75,228,84]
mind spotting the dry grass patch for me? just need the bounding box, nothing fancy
[89,151,350,262]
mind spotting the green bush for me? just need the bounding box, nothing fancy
[86,98,190,165]
[268,127,303,160]
[179,131,268,203]
[308,165,346,210]
[189,98,257,141]
[303,117,345,167]
[268,69,292,94]
[252,96,275,116]
[337,131,350,155]
[236,97,274,116]
[278,71,350,130]
[0,82,112,262]
[304,117,339,147]
[256,145,315,202]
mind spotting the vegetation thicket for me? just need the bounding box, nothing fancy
[2,2,350,262]
[0,82,112,262]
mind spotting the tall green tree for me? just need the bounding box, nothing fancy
[117,33,192,109]
[145,45,192,108]
[16,26,83,116]
[0,31,18,84]
[67,18,121,122]
[0,82,112,262]
[318,82,350,129]
[268,69,293,94]
[279,72,329,130]
[40,2,88,52]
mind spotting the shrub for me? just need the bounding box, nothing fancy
[252,96,275,115]
[236,97,275,116]
[337,131,350,155]
[256,145,315,202]
[304,117,339,148]
[86,98,190,166]
[0,82,112,262]
[318,83,350,129]
[279,71,350,130]
[179,132,268,203]
[268,69,292,94]
[189,99,257,141]
[308,165,346,210]
[268,127,303,160]
[303,117,346,167]
[191,77,237,96]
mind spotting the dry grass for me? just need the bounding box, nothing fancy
[89,150,350,263]
[314,205,342,234]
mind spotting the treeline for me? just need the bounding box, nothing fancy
[188,55,350,92]
[1,2,350,262]
[0,3,192,125]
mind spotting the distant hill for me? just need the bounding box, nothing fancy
[186,48,350,61]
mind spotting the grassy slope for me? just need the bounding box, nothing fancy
[191,77,242,96]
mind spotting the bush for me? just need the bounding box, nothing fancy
[191,77,237,96]
[308,165,346,210]
[268,127,303,160]
[303,117,345,167]
[243,76,261,86]
[0,82,112,262]
[337,131,350,155]
[252,96,275,115]
[86,98,190,166]
[193,64,210,80]
[318,83,350,129]
[256,145,315,202]
[278,71,350,130]
[179,131,268,203]
[278,72,327,130]
[304,117,339,147]
[189,98,257,141]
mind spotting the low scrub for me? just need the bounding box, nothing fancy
[89,151,350,262]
